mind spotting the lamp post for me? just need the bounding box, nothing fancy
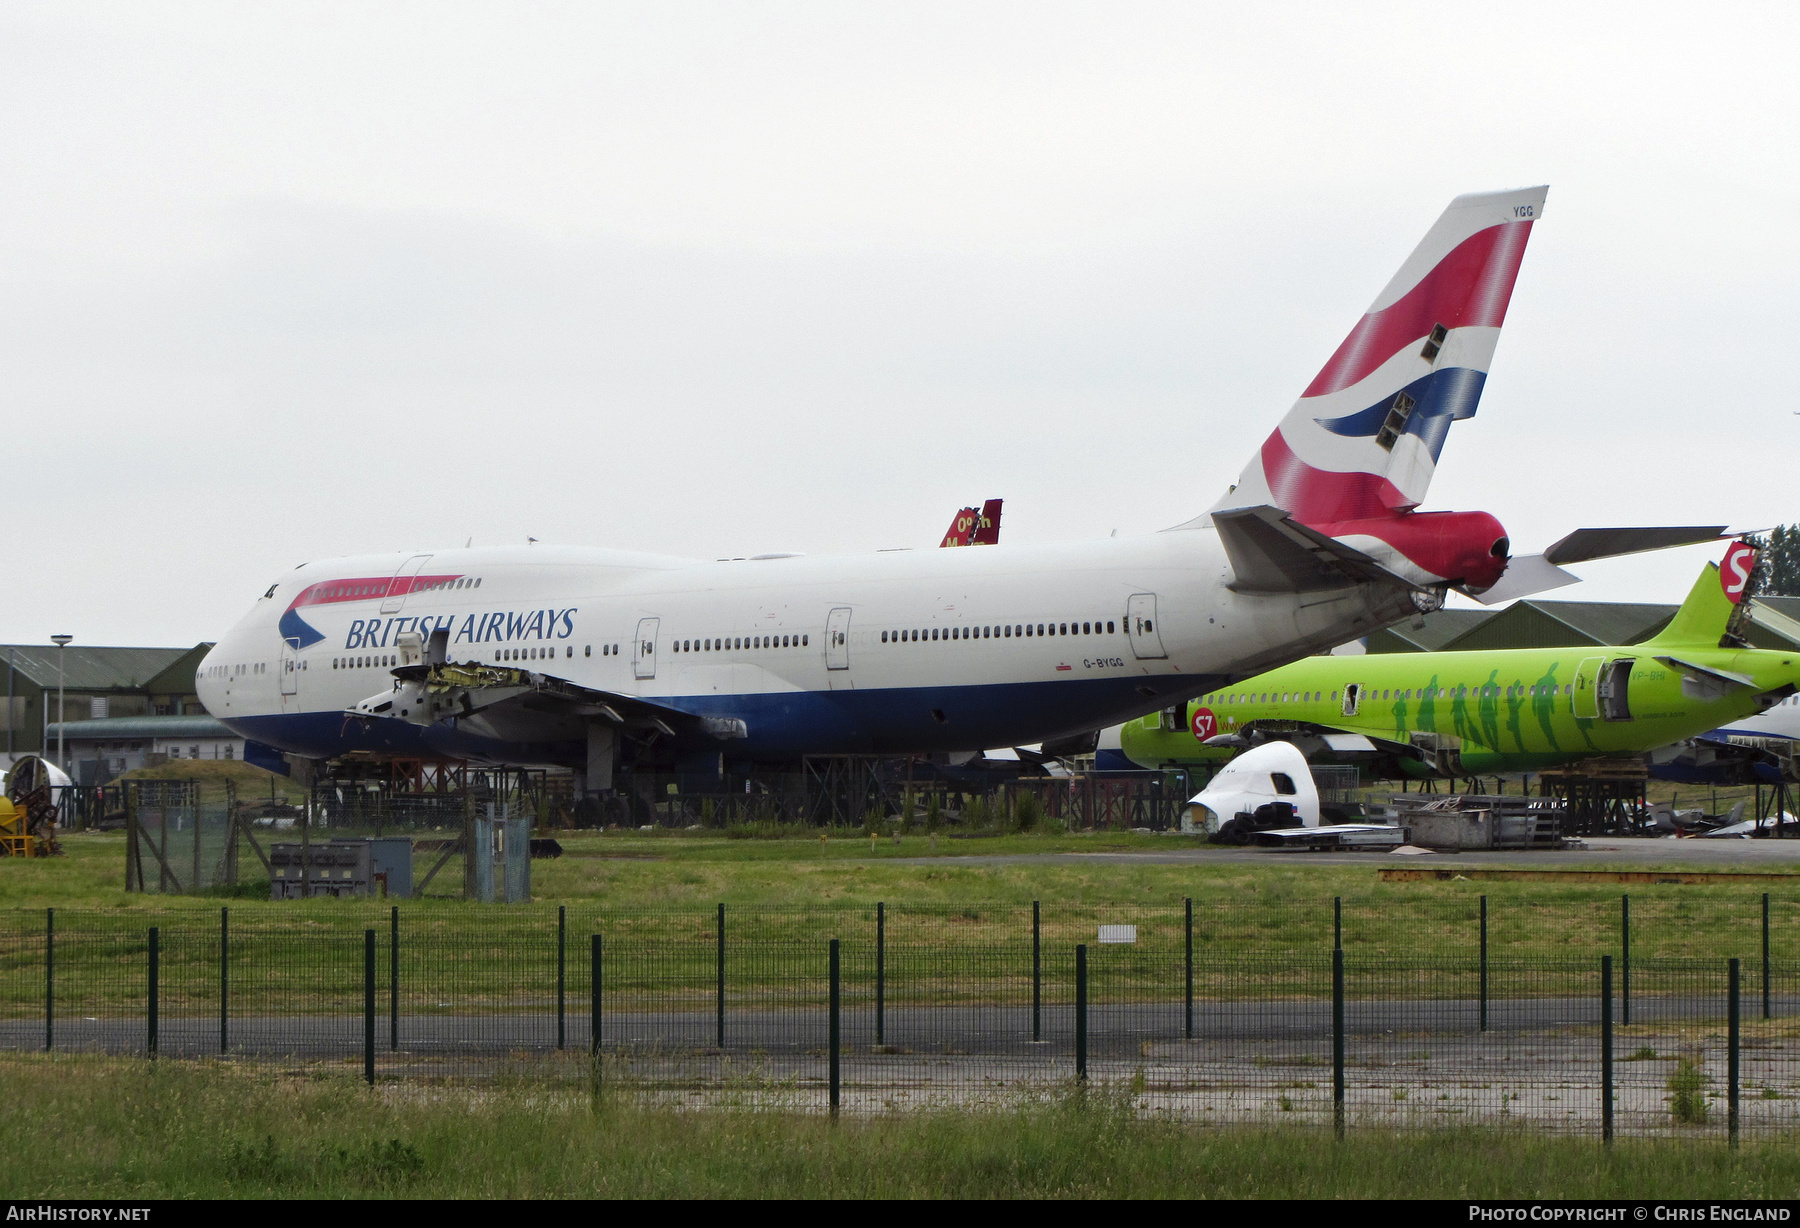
[50,636,72,772]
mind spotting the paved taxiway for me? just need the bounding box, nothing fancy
[883,835,1800,870]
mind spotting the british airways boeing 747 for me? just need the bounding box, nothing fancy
[200,188,1564,792]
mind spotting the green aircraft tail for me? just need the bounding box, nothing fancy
[1642,562,1734,648]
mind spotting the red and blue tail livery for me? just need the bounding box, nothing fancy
[1203,187,1547,593]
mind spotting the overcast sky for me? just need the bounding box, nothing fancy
[3,2,1796,647]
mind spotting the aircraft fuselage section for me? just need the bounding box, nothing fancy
[199,531,1415,767]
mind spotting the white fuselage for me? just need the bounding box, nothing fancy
[198,528,1417,770]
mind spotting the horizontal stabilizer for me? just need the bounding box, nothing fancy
[1465,553,1580,605]
[1213,505,1407,595]
[1543,526,1728,566]
[1654,655,1757,702]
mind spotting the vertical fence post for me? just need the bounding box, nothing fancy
[1601,954,1614,1146]
[1620,894,1631,1026]
[1729,957,1741,1147]
[219,906,229,1053]
[1479,895,1489,1032]
[715,903,726,1049]
[44,908,53,1053]
[1332,945,1345,1139]
[147,926,159,1060]
[828,938,841,1116]
[557,905,567,1051]
[1075,943,1088,1082]
[1032,900,1042,1043]
[389,905,399,1051]
[875,902,885,1046]
[1333,896,1342,951]
[1184,896,1194,1041]
[590,935,603,1062]
[363,928,375,1086]
[1762,893,1772,1021]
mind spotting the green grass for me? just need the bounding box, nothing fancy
[11,827,1799,955]
[1,829,1796,1015]
[0,1054,1796,1199]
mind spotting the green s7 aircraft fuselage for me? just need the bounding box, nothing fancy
[1120,555,1799,778]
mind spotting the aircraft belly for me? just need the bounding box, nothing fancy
[223,673,1226,766]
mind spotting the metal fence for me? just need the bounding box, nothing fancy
[2,900,1795,1138]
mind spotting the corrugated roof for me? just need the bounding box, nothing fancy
[0,645,208,691]
[1752,596,1800,624]
[1365,608,1496,653]
[45,715,234,740]
[1746,598,1800,650]
[1440,600,1676,651]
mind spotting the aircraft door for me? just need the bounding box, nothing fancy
[1598,658,1635,721]
[1126,594,1167,660]
[825,608,852,671]
[1571,657,1603,719]
[633,618,660,680]
[381,554,433,614]
[280,638,299,700]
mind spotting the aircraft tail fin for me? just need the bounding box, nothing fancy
[1643,542,1759,648]
[971,498,1002,545]
[1205,186,1547,526]
[940,499,1003,547]
[940,508,978,547]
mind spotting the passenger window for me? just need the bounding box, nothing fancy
[1083,622,1090,634]
[587,645,593,657]
[803,635,809,646]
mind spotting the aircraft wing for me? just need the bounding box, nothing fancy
[1212,505,1415,596]
[1205,718,1471,777]
[348,661,739,745]
[1250,824,1408,849]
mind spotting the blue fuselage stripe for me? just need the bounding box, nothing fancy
[223,674,1222,767]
